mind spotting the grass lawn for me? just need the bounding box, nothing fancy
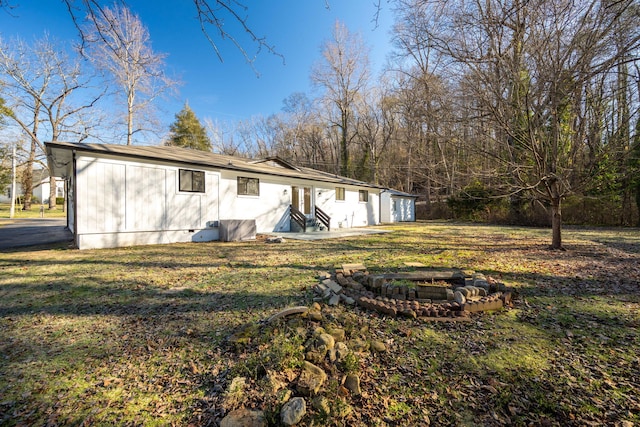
[0,222,638,426]
[0,203,66,220]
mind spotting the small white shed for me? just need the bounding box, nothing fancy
[380,189,417,223]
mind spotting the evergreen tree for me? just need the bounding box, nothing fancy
[167,102,211,151]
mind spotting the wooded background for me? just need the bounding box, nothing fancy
[2,0,639,233]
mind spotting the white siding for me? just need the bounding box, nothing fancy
[218,171,291,233]
[218,172,380,233]
[394,197,415,222]
[381,191,416,223]
[77,159,126,233]
[126,165,165,231]
[75,155,219,249]
[314,186,379,229]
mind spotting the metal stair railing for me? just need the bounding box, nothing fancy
[314,206,331,231]
[289,204,306,232]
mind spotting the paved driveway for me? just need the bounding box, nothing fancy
[0,218,73,250]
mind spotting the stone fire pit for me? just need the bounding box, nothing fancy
[314,263,513,321]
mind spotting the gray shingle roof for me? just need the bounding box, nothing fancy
[45,141,384,189]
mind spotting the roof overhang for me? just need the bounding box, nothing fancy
[44,141,386,190]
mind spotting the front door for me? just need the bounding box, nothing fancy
[291,186,312,216]
[291,186,299,211]
[303,187,311,215]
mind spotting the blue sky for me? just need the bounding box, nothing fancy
[1,1,395,132]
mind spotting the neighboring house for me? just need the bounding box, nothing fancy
[46,142,413,250]
[0,184,17,204]
[380,189,418,223]
[32,169,65,204]
[0,169,64,204]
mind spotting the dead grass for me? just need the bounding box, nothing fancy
[0,221,639,426]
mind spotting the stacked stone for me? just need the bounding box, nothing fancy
[314,265,513,320]
[313,273,356,306]
[357,295,470,319]
[415,284,454,301]
[461,292,504,313]
[473,272,508,293]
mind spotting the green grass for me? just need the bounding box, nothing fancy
[0,202,67,219]
[1,221,639,425]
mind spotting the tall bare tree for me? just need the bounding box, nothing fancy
[0,35,103,209]
[83,3,178,145]
[311,20,371,177]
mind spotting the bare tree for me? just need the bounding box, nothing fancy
[82,3,178,145]
[0,35,104,209]
[311,20,371,177]
[393,0,640,249]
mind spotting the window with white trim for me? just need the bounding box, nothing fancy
[237,176,260,196]
[179,169,205,193]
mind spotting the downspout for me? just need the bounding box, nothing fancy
[380,189,387,224]
[72,150,79,248]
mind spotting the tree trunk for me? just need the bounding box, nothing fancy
[340,110,349,177]
[22,138,36,210]
[550,196,563,250]
[635,182,640,227]
[48,175,57,210]
[127,89,135,146]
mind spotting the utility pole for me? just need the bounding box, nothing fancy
[9,143,16,218]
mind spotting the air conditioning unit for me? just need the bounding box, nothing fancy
[219,219,256,242]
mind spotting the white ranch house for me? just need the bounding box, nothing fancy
[46,142,415,250]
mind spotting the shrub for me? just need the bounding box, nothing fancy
[447,181,495,219]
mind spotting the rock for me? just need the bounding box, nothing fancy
[454,291,466,305]
[344,374,361,395]
[265,370,287,395]
[340,294,356,305]
[458,287,469,298]
[400,309,417,319]
[317,333,335,350]
[317,271,332,280]
[322,279,343,294]
[327,327,345,343]
[371,340,386,352]
[334,342,350,362]
[502,291,512,305]
[311,396,331,416]
[350,338,370,353]
[312,326,326,337]
[297,361,327,396]
[328,293,340,306]
[311,302,322,311]
[280,397,306,426]
[266,236,285,243]
[220,409,266,427]
[446,289,455,301]
[308,310,323,321]
[305,348,327,364]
